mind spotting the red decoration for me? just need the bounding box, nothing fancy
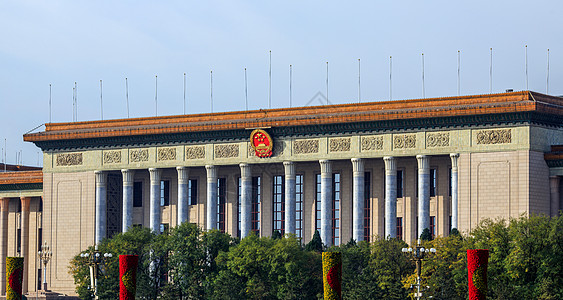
[119,255,139,300]
[467,249,489,300]
[327,263,342,297]
[250,129,273,158]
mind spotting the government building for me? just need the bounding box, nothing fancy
[0,90,561,297]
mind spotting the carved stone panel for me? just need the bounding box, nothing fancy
[103,150,122,164]
[476,129,512,144]
[186,146,205,160]
[293,139,319,154]
[361,136,383,151]
[215,144,239,158]
[329,138,351,152]
[393,134,416,149]
[130,149,149,162]
[56,153,83,166]
[158,147,177,161]
[426,133,450,148]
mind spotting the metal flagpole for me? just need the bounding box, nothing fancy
[422,53,425,98]
[358,58,361,103]
[326,61,329,105]
[547,49,550,94]
[245,68,248,111]
[490,48,493,93]
[100,80,103,120]
[389,56,392,100]
[49,84,52,123]
[269,51,272,109]
[289,65,293,108]
[184,73,187,115]
[525,45,528,90]
[155,75,158,116]
[457,51,461,96]
[210,70,213,113]
[126,78,129,118]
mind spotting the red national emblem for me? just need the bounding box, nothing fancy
[250,129,273,158]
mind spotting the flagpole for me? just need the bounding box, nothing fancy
[183,72,187,115]
[490,48,493,94]
[358,58,361,103]
[546,49,550,94]
[289,64,293,108]
[525,45,528,90]
[210,70,213,113]
[100,79,103,120]
[155,75,158,116]
[457,50,461,96]
[326,61,329,105]
[245,68,248,111]
[389,56,392,101]
[126,77,129,118]
[422,53,425,98]
[49,84,52,123]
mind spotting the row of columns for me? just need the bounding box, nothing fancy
[0,196,32,295]
[94,154,461,246]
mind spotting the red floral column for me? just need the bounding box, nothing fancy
[119,255,138,300]
[6,257,23,300]
[467,249,488,300]
[322,252,342,300]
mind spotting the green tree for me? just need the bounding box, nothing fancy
[305,230,324,252]
[420,228,433,241]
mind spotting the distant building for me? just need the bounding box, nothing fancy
[1,90,562,297]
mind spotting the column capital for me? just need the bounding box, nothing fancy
[450,153,460,172]
[0,198,8,211]
[20,197,31,212]
[239,164,252,178]
[121,169,135,185]
[148,168,162,185]
[206,165,217,179]
[94,170,107,186]
[176,166,190,184]
[416,155,430,174]
[319,160,332,176]
[283,161,295,177]
[351,158,364,174]
[383,156,397,175]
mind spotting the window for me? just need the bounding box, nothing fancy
[160,223,169,234]
[397,217,403,240]
[296,174,303,239]
[160,180,170,206]
[332,173,341,246]
[448,168,452,196]
[315,174,321,232]
[430,169,437,197]
[217,178,226,233]
[364,172,371,242]
[189,179,198,205]
[449,216,452,234]
[273,175,285,235]
[252,177,261,235]
[397,170,404,198]
[133,182,143,207]
[430,216,436,238]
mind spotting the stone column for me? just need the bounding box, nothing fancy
[177,167,190,225]
[0,198,7,295]
[384,157,397,239]
[284,161,296,235]
[239,164,252,238]
[95,171,107,244]
[450,154,460,230]
[550,176,560,217]
[351,158,365,242]
[417,155,430,238]
[20,197,31,294]
[121,169,135,232]
[319,160,333,247]
[149,168,162,234]
[206,165,218,230]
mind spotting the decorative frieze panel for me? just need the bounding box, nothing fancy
[103,150,122,164]
[130,149,149,162]
[56,153,83,166]
[293,139,319,154]
[393,134,416,149]
[215,144,239,158]
[476,129,512,144]
[186,146,205,160]
[426,133,450,147]
[329,138,351,152]
[158,147,176,161]
[361,136,383,151]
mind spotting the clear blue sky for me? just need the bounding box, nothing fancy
[1,0,562,166]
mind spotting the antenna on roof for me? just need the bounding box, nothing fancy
[457,51,461,96]
[269,50,272,109]
[546,49,550,94]
[244,68,248,111]
[389,56,392,100]
[49,84,52,123]
[3,139,6,172]
[125,77,129,118]
[183,73,187,115]
[525,45,529,90]
[289,64,293,108]
[326,61,329,105]
[210,70,213,113]
[100,79,103,120]
[73,82,78,122]
[155,75,158,117]
[358,58,361,103]
[421,53,425,98]
[489,48,493,93]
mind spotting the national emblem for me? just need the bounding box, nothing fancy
[250,129,273,158]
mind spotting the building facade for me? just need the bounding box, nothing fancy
[0,90,561,296]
